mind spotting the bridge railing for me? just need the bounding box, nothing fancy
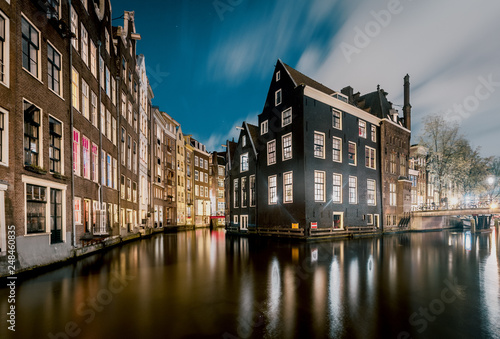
[412,203,496,212]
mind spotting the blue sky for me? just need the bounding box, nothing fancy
[113,0,500,156]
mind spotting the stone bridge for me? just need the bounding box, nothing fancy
[410,208,500,232]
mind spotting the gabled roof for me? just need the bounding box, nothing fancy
[356,88,393,119]
[244,122,259,158]
[280,60,336,95]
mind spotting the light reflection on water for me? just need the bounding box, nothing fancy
[0,229,499,338]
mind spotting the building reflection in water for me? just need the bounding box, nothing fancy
[265,257,281,336]
[480,228,500,335]
[329,256,343,338]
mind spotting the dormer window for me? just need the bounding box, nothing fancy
[242,135,246,147]
[333,92,348,103]
[276,71,280,82]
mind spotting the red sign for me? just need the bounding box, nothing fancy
[311,222,317,229]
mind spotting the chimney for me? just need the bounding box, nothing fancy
[341,86,354,103]
[390,109,399,123]
[403,74,411,130]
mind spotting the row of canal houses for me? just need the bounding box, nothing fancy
[0,0,220,276]
[226,60,412,238]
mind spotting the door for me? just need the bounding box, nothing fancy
[374,214,380,229]
[83,199,91,233]
[50,189,62,244]
[240,215,248,231]
[333,212,343,230]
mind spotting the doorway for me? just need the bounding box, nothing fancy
[240,215,248,231]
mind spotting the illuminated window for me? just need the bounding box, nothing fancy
[314,171,325,202]
[268,175,277,204]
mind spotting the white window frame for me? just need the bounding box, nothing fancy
[242,135,246,147]
[261,120,268,135]
[91,91,98,127]
[314,171,325,202]
[390,183,397,206]
[275,89,282,106]
[73,129,80,176]
[276,71,280,81]
[267,140,276,166]
[282,133,292,161]
[371,124,377,142]
[81,23,88,66]
[72,67,79,111]
[90,40,97,78]
[82,135,90,179]
[249,175,256,207]
[268,175,277,205]
[367,214,374,225]
[0,107,9,167]
[349,176,357,204]
[70,6,78,52]
[332,136,342,163]
[23,99,43,167]
[0,11,11,88]
[21,15,41,80]
[365,146,376,170]
[233,178,239,208]
[283,171,293,203]
[47,41,63,97]
[74,197,81,225]
[240,152,249,172]
[91,142,98,183]
[281,107,292,127]
[367,179,376,206]
[332,108,342,130]
[81,79,89,119]
[313,131,325,159]
[241,176,247,208]
[332,173,342,204]
[348,141,357,166]
[358,120,367,138]
[234,215,238,224]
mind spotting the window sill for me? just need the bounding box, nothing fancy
[25,165,47,175]
[22,68,43,84]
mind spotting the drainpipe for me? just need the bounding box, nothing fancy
[69,0,76,248]
[97,40,103,235]
[116,74,121,234]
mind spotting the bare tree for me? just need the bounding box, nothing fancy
[419,115,463,203]
[486,156,500,200]
[453,139,489,198]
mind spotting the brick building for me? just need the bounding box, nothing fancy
[209,151,226,227]
[0,0,74,270]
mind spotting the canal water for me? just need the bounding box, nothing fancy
[1,229,499,339]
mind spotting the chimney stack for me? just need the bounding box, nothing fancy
[403,74,411,130]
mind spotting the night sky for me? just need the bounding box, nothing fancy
[112,0,500,156]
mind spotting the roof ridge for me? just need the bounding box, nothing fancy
[281,61,335,95]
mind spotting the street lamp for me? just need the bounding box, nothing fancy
[487,176,494,185]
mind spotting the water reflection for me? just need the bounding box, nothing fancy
[1,229,500,338]
[480,228,500,335]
